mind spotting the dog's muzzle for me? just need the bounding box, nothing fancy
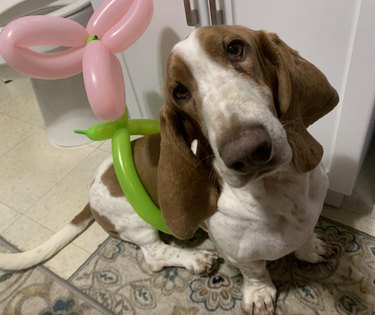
[219,125,272,174]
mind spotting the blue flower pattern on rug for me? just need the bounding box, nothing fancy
[190,273,242,311]
[41,298,78,315]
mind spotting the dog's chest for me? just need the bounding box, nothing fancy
[206,165,328,263]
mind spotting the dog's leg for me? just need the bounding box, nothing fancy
[140,240,219,275]
[239,260,276,315]
[113,215,219,275]
[91,172,219,275]
[294,232,332,263]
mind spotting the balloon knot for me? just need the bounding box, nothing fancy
[86,35,100,44]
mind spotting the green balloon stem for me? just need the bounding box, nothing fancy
[74,129,86,135]
[112,128,171,234]
[128,119,160,135]
[74,113,130,141]
[86,34,100,44]
[76,111,168,234]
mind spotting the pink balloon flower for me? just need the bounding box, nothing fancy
[0,0,153,120]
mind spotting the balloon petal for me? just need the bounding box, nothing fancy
[0,16,87,79]
[4,47,83,79]
[82,41,125,120]
[110,52,126,117]
[87,0,133,37]
[0,16,87,48]
[102,0,153,52]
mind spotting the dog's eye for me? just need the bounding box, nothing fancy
[227,40,244,61]
[172,83,191,101]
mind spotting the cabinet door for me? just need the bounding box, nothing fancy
[119,0,209,119]
[231,0,375,200]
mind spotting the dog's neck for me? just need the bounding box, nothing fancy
[219,162,302,193]
[216,162,310,217]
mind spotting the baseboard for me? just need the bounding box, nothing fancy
[325,190,345,207]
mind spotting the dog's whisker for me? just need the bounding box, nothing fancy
[197,154,215,166]
[208,168,218,185]
[281,117,304,127]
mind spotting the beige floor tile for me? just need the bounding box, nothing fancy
[0,115,39,158]
[0,78,109,279]
[322,136,375,236]
[0,128,96,213]
[0,203,21,233]
[24,149,109,231]
[322,205,375,236]
[2,215,53,250]
[73,222,108,253]
[88,141,102,149]
[322,177,375,237]
[99,140,112,153]
[44,243,92,280]
[0,78,45,127]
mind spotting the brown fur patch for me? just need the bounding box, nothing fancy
[196,26,269,85]
[165,52,208,138]
[132,134,160,206]
[101,164,123,198]
[71,203,92,226]
[90,207,121,239]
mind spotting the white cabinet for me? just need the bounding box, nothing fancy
[90,0,374,204]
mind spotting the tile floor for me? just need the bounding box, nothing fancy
[0,77,374,280]
[0,77,109,279]
[322,134,375,236]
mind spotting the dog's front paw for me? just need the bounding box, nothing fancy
[241,283,276,315]
[295,232,333,263]
[185,250,220,275]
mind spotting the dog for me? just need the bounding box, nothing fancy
[0,25,339,315]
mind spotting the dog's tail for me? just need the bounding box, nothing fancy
[0,204,93,271]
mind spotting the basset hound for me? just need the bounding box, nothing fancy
[0,25,339,315]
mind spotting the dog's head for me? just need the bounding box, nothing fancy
[157,25,339,239]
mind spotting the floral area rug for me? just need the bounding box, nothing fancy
[0,237,111,315]
[69,217,375,315]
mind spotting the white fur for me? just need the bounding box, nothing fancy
[203,164,328,315]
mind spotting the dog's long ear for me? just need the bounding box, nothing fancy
[157,104,219,240]
[259,32,339,172]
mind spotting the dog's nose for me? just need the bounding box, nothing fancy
[219,126,272,173]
